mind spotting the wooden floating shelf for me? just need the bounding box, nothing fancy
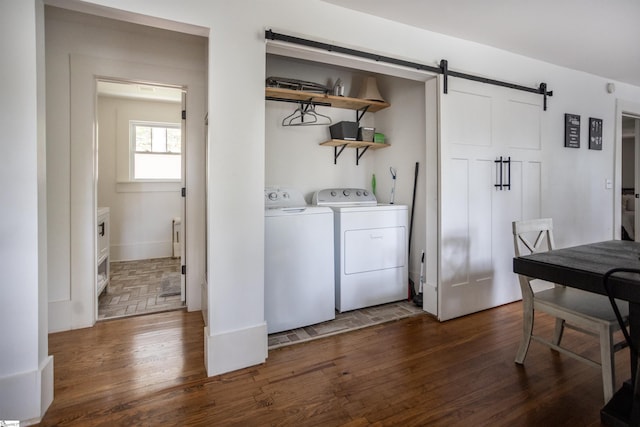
[266,87,390,113]
[320,139,390,149]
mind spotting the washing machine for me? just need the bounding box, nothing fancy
[312,188,408,312]
[264,187,335,334]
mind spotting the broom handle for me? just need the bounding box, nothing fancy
[408,162,419,255]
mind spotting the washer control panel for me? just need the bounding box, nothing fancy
[265,187,307,209]
[312,188,377,206]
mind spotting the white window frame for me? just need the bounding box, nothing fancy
[129,120,182,182]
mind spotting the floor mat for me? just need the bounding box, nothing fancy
[159,273,181,297]
[268,300,425,349]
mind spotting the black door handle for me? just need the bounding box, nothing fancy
[494,156,511,191]
[503,157,511,191]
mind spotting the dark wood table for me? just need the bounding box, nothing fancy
[513,240,640,427]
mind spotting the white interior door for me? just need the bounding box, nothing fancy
[438,78,543,321]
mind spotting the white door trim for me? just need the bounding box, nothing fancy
[614,99,640,240]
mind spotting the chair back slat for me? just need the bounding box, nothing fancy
[512,218,555,257]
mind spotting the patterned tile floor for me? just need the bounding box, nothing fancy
[268,300,426,349]
[98,257,185,320]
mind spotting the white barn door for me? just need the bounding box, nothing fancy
[438,78,543,321]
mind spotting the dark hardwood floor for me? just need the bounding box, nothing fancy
[38,302,625,426]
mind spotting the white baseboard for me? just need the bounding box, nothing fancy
[48,299,94,333]
[0,355,53,425]
[204,322,267,376]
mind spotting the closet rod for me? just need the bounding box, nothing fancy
[265,96,331,107]
[265,29,553,110]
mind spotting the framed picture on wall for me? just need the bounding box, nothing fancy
[564,113,580,148]
[589,117,603,150]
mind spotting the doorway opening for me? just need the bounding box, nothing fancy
[622,115,640,241]
[263,43,434,343]
[96,79,186,320]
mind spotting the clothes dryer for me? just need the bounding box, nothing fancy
[313,188,408,312]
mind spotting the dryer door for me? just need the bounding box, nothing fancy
[344,226,406,274]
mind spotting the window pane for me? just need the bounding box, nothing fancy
[167,128,181,153]
[134,153,181,180]
[151,127,167,152]
[131,121,181,181]
[135,126,152,152]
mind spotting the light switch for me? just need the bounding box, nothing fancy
[605,179,613,189]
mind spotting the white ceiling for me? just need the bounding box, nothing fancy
[321,0,640,87]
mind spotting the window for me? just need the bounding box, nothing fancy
[130,121,181,180]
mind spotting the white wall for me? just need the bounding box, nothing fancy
[97,96,182,261]
[0,1,53,423]
[540,70,621,246]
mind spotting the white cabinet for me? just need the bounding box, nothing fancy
[97,207,110,296]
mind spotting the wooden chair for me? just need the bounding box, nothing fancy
[512,218,629,403]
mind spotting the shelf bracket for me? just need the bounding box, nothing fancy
[333,144,347,165]
[356,105,370,123]
[356,146,370,165]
